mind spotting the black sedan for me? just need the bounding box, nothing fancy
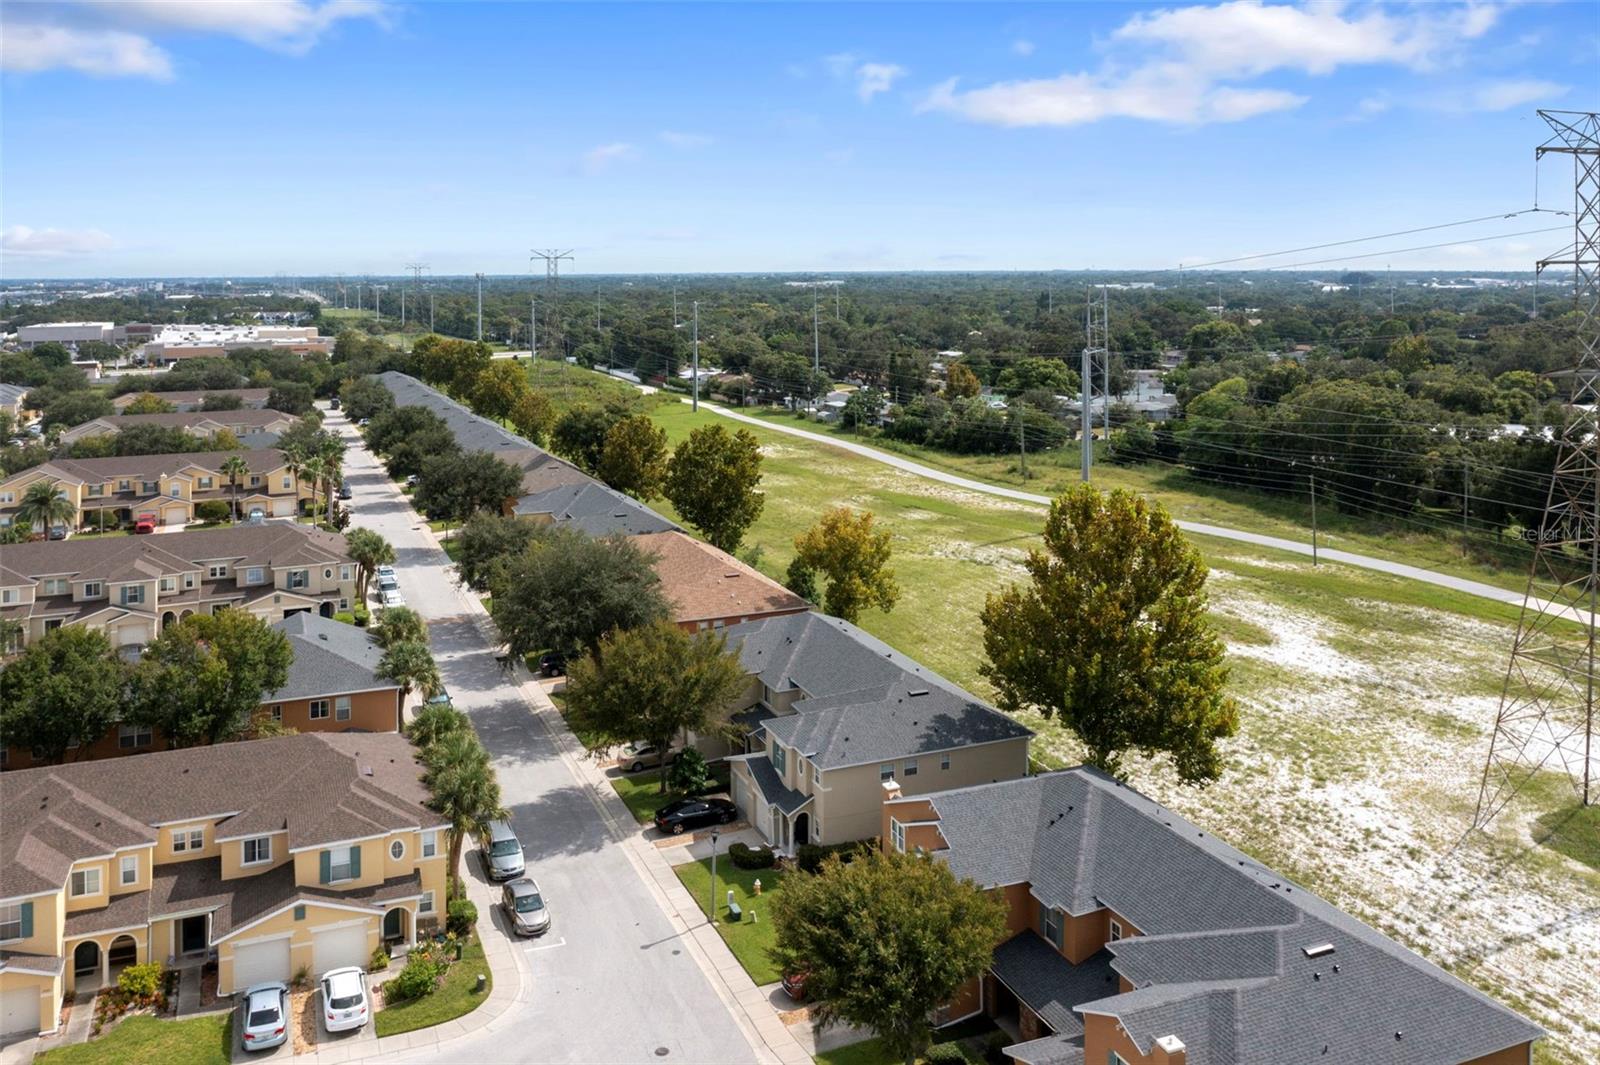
[653,797,737,835]
[537,652,566,678]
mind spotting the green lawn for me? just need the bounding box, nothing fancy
[673,857,788,985]
[608,764,733,824]
[525,360,638,415]
[374,937,492,1037]
[813,1017,999,1065]
[35,1015,231,1065]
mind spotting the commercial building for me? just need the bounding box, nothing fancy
[721,611,1033,850]
[0,449,314,533]
[0,524,357,656]
[879,771,1543,1065]
[15,323,114,350]
[0,734,448,1037]
[57,410,298,446]
[138,326,331,364]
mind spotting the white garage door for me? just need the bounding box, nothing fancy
[313,924,369,977]
[232,937,291,991]
[0,986,40,1038]
[732,776,753,825]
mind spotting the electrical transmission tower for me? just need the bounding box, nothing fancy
[1475,110,1600,827]
[403,263,428,332]
[1079,285,1109,482]
[531,249,574,360]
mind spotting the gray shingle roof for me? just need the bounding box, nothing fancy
[745,755,811,815]
[919,770,1545,1065]
[513,481,677,535]
[377,371,538,453]
[992,936,1120,1034]
[726,612,1032,767]
[1001,1034,1084,1065]
[268,612,395,701]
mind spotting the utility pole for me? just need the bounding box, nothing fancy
[403,263,427,333]
[1081,287,1108,482]
[531,298,538,360]
[1310,471,1319,565]
[692,300,700,413]
[1018,415,1027,480]
[429,292,435,333]
[1462,453,1471,557]
[1100,288,1111,438]
[596,285,602,335]
[475,273,484,341]
[812,283,820,376]
[530,249,574,360]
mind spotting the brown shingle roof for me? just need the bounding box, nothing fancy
[2,450,290,488]
[0,524,351,584]
[112,389,273,411]
[631,530,809,625]
[0,734,443,900]
[69,411,295,432]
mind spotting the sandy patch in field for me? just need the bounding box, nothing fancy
[921,539,1032,574]
[1043,586,1600,1062]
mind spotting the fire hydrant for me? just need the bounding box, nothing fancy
[753,878,762,896]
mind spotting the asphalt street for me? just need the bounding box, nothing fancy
[324,407,758,1064]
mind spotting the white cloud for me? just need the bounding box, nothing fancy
[2,225,118,258]
[0,0,386,78]
[1011,39,1035,57]
[855,61,906,101]
[0,22,173,79]
[583,142,637,173]
[659,130,713,148]
[1465,77,1567,111]
[924,1,1511,128]
[822,52,907,102]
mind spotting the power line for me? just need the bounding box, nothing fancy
[1180,208,1559,269]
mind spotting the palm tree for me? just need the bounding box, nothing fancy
[345,528,396,605]
[300,456,328,526]
[422,730,505,894]
[282,442,308,519]
[406,702,468,749]
[316,436,345,529]
[220,456,249,524]
[379,639,443,707]
[375,606,428,649]
[15,479,76,536]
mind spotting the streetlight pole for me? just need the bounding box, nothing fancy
[708,830,720,924]
[692,300,700,413]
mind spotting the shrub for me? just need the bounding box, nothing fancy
[796,844,827,874]
[117,961,163,1000]
[985,1031,1011,1065]
[195,500,232,524]
[333,611,355,625]
[369,947,390,972]
[924,1045,965,1065]
[446,897,478,936]
[293,965,310,990]
[384,954,444,1003]
[727,842,775,869]
[666,747,711,795]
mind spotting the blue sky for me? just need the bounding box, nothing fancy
[2,1,1595,278]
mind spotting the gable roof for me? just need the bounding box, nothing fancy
[0,733,443,900]
[269,612,396,701]
[377,370,536,453]
[1,449,289,489]
[66,410,295,432]
[631,530,808,624]
[918,770,1544,1065]
[112,389,272,411]
[0,524,351,584]
[727,611,1032,767]
[513,480,677,535]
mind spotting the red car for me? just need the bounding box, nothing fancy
[134,513,157,534]
[781,971,809,1002]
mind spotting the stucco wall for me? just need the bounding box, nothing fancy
[819,737,1030,844]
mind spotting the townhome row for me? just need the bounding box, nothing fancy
[375,371,673,537]
[879,772,1544,1065]
[2,611,404,771]
[111,389,274,412]
[0,734,447,1039]
[58,409,298,447]
[0,449,316,533]
[0,524,357,655]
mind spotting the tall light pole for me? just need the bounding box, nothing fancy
[708,830,720,924]
[475,273,484,341]
[692,300,700,413]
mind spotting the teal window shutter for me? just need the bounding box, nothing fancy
[19,901,32,938]
[349,845,361,880]
[319,850,331,884]
[293,905,306,921]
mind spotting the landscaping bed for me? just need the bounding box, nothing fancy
[374,935,491,1037]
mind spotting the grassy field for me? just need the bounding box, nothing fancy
[35,1015,230,1065]
[523,359,637,415]
[673,858,789,986]
[639,397,1599,1065]
[373,937,491,1037]
[742,408,1538,597]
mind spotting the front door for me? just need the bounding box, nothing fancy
[383,908,403,941]
[794,812,810,846]
[180,915,207,954]
[73,940,100,976]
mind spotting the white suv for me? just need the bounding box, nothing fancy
[320,967,369,1033]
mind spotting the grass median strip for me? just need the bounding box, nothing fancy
[672,857,787,986]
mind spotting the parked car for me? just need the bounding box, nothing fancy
[780,971,810,1003]
[319,968,368,1033]
[239,981,289,1051]
[47,524,67,540]
[376,564,396,580]
[330,398,341,410]
[380,588,406,607]
[377,572,399,592]
[479,819,526,881]
[133,513,157,534]
[653,797,737,835]
[501,877,551,937]
[537,652,566,678]
[404,474,419,487]
[247,508,266,525]
[425,687,452,708]
[620,741,679,773]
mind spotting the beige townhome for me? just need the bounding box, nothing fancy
[0,449,315,533]
[57,410,299,447]
[718,611,1033,850]
[0,525,357,657]
[0,733,449,1039]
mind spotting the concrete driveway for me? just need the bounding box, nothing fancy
[323,407,762,1064]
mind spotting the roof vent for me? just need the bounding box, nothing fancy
[360,765,374,776]
[908,688,930,697]
[1303,943,1335,959]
